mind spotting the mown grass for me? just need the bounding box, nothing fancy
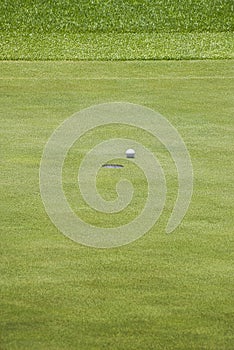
[1,0,234,60]
[1,60,234,349]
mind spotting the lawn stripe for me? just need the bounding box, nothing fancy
[1,76,234,81]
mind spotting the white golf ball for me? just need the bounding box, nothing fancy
[126,148,135,158]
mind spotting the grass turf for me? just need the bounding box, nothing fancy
[1,60,234,349]
[2,0,233,33]
[1,0,234,60]
[1,32,233,60]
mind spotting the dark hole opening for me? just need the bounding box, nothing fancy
[102,164,124,169]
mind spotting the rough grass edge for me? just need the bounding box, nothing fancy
[1,32,234,61]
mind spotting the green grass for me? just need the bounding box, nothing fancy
[1,60,234,349]
[1,0,233,33]
[1,32,233,60]
[1,0,234,60]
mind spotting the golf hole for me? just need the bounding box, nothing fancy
[102,164,124,169]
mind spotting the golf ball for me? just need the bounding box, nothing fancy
[126,148,135,158]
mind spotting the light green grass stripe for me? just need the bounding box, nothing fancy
[1,76,234,81]
[1,32,233,60]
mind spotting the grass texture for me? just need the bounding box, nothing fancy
[1,32,233,60]
[1,60,234,349]
[1,0,233,33]
[1,0,234,60]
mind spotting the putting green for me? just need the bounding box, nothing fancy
[1,60,234,349]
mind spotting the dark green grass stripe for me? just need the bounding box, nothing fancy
[1,0,233,33]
